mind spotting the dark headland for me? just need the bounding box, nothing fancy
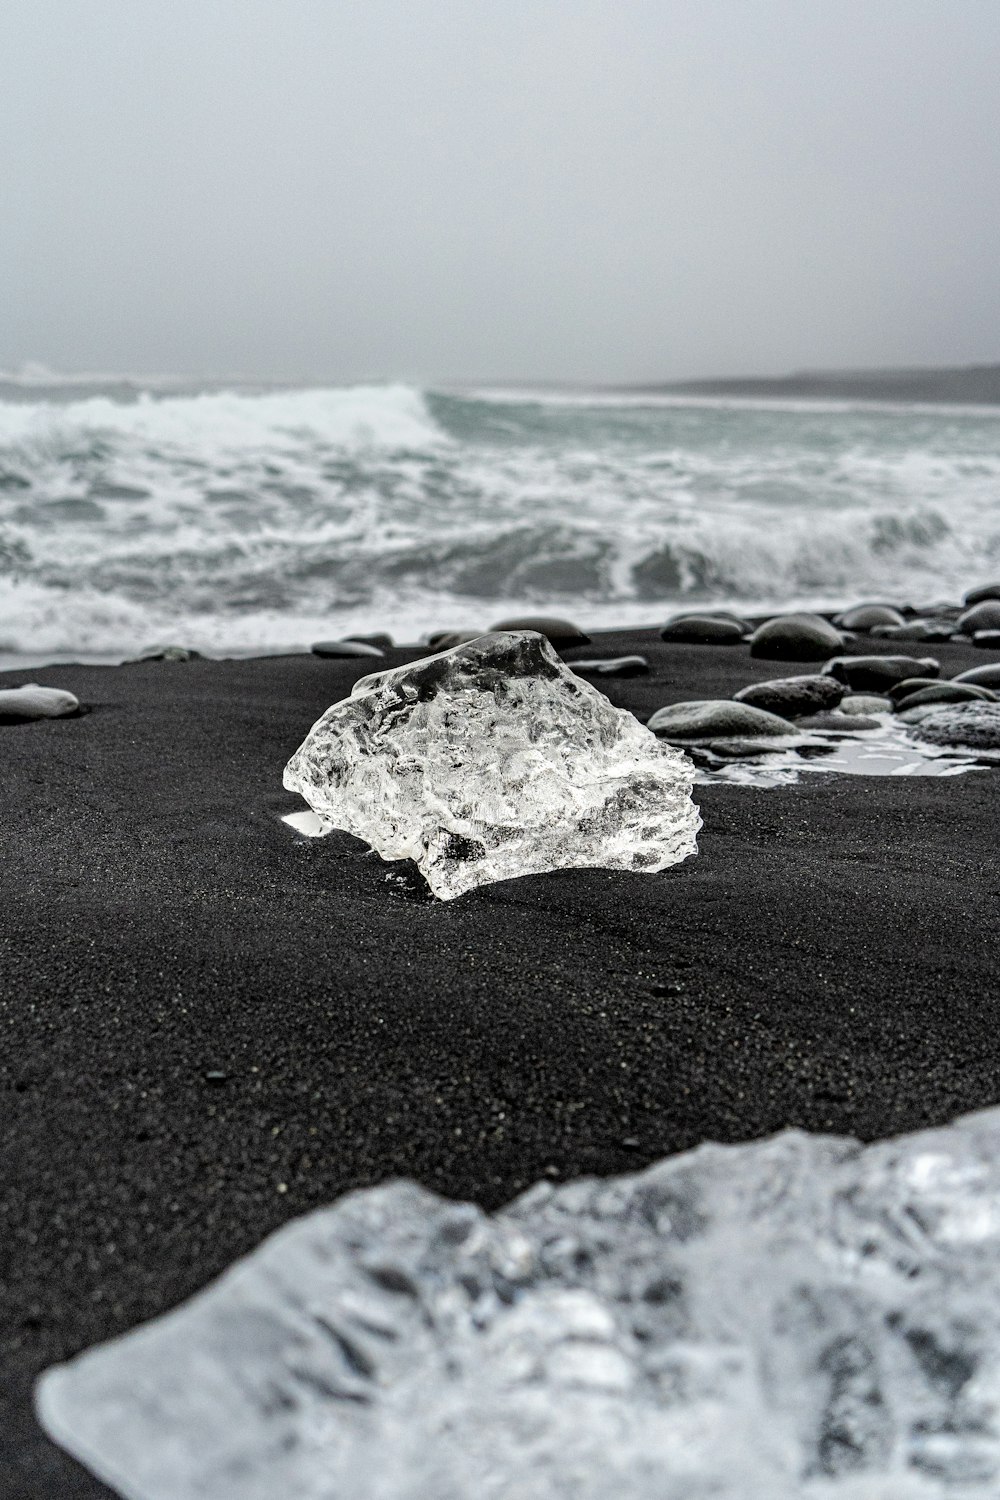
[626,363,1000,405]
[2,630,999,1497]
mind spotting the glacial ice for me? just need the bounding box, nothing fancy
[37,1106,1000,1500]
[282,630,701,899]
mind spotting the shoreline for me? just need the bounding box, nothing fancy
[3,627,1000,1496]
[0,597,975,678]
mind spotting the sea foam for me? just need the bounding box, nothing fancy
[2,380,1000,664]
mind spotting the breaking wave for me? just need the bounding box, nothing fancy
[1,379,999,662]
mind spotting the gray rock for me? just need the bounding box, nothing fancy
[748,613,844,661]
[964,581,1000,606]
[886,676,941,702]
[824,655,939,691]
[838,693,891,714]
[834,603,905,630]
[426,630,484,651]
[913,599,962,616]
[796,711,882,731]
[893,682,997,713]
[954,662,1000,689]
[659,615,747,644]
[570,656,649,677]
[958,601,1000,635]
[489,616,590,648]
[0,684,80,722]
[869,619,956,642]
[895,704,951,725]
[344,632,394,651]
[704,737,785,758]
[974,631,1000,650]
[128,645,204,663]
[911,702,1000,749]
[733,674,843,719]
[647,699,791,741]
[311,639,386,660]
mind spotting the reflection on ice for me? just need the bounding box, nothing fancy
[281,808,330,837]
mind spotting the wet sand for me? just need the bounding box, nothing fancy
[2,630,998,1497]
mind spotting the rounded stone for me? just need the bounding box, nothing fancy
[913,600,962,618]
[748,613,844,661]
[796,710,883,731]
[953,663,1000,689]
[823,655,939,691]
[835,604,906,631]
[704,737,783,758]
[839,694,892,715]
[974,631,1000,650]
[895,704,949,726]
[893,682,997,712]
[489,616,591,648]
[733,674,844,719]
[129,645,204,663]
[958,601,1000,635]
[426,630,483,651]
[886,677,944,702]
[647,699,791,740]
[311,639,386,660]
[344,632,394,651]
[0,684,80,723]
[660,615,747,645]
[869,620,956,642]
[911,702,1000,749]
[570,655,649,677]
[964,582,1000,606]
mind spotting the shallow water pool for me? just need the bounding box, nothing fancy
[692,712,998,786]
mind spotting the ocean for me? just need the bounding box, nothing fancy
[2,376,999,669]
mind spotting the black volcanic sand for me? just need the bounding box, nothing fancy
[2,630,999,1497]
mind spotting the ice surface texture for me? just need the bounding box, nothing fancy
[283,630,701,899]
[38,1106,1000,1500]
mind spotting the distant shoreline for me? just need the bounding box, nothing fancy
[622,364,1000,407]
[3,363,1000,406]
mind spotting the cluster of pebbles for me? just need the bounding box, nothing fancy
[306,599,1000,781]
[6,597,1000,782]
[636,585,1000,781]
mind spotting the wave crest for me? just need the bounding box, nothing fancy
[2,382,1000,661]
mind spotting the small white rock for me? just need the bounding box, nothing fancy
[0,684,79,722]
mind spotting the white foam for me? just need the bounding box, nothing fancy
[2,382,1000,662]
[0,382,445,453]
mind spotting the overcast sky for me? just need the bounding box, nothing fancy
[2,0,998,384]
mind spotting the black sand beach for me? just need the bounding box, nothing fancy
[3,629,999,1498]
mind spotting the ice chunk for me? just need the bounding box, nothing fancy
[282,630,701,899]
[37,1107,1000,1499]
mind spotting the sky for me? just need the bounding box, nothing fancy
[2,0,999,384]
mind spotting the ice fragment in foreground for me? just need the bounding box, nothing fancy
[38,1106,1000,1499]
[283,630,701,899]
